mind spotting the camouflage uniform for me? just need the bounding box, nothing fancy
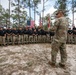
[49,16,68,65]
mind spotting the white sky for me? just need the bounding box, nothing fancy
[0,0,76,27]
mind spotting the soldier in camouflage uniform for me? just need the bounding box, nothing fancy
[48,10,68,68]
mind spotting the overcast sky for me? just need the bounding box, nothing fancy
[0,0,76,27]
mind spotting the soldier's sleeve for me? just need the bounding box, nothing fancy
[48,19,60,32]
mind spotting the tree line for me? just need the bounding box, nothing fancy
[0,0,76,28]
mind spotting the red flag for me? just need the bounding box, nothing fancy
[48,16,51,28]
[39,16,42,26]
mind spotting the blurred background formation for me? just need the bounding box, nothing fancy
[0,0,76,46]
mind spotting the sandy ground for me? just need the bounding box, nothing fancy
[0,44,76,75]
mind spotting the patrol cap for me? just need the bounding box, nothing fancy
[56,9,64,15]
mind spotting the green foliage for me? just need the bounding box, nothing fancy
[10,0,28,26]
[1,0,75,28]
[54,0,68,16]
[0,5,10,26]
[43,24,48,30]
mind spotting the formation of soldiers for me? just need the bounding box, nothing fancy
[0,25,76,46]
[0,26,54,46]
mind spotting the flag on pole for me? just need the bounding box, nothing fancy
[39,16,42,26]
[27,20,31,26]
[47,16,51,28]
[30,20,35,28]
[27,20,35,28]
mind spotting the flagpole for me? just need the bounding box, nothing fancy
[42,0,44,26]
[39,12,41,26]
[72,0,74,27]
[9,0,10,27]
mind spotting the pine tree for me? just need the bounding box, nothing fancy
[54,0,68,16]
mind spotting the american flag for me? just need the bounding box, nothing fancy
[27,20,35,28]
[30,20,35,28]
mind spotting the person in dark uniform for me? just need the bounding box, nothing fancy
[6,27,12,45]
[32,28,38,43]
[49,31,55,43]
[40,27,47,43]
[28,27,33,43]
[72,26,76,44]
[67,28,73,44]
[37,26,42,43]
[0,27,6,46]
[18,27,24,44]
[12,28,18,45]
[23,27,29,44]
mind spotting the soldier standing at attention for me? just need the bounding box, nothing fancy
[12,28,18,45]
[72,26,76,44]
[0,27,6,46]
[18,27,24,44]
[67,28,73,44]
[6,27,12,45]
[48,10,68,68]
